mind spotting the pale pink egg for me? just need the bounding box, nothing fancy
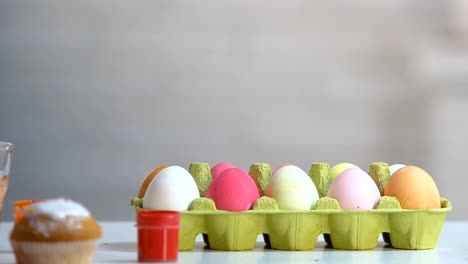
[210,162,236,180]
[327,168,381,210]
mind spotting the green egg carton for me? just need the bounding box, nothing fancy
[130,162,451,251]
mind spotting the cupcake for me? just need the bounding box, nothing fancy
[10,198,102,264]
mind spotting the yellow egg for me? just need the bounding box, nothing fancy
[384,166,440,209]
[330,163,358,180]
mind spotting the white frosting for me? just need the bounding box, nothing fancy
[25,198,91,220]
[24,198,91,238]
[28,219,57,238]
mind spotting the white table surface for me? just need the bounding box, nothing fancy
[0,221,466,264]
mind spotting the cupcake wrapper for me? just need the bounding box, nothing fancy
[11,239,99,264]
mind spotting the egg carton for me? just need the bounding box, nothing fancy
[130,162,451,251]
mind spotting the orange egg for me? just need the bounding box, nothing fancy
[384,166,440,209]
[137,165,169,198]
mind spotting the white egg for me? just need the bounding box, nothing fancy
[389,164,406,175]
[143,166,200,211]
[265,165,319,210]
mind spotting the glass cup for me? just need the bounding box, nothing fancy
[0,142,13,221]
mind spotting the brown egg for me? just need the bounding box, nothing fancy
[137,165,169,198]
[384,166,440,209]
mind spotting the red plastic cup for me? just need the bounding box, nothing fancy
[136,210,180,262]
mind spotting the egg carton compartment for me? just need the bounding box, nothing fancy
[130,162,451,251]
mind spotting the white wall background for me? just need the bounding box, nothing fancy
[1,0,467,220]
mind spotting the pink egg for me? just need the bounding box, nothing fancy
[210,162,236,180]
[327,168,381,210]
[272,164,297,175]
[206,168,260,211]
